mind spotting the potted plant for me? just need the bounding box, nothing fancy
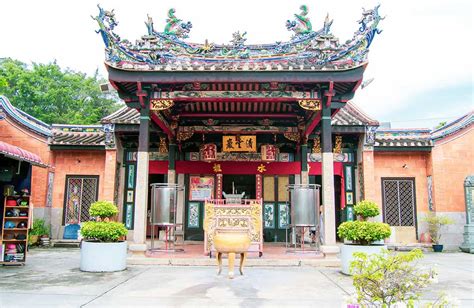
[80,201,128,272]
[422,213,454,252]
[337,200,391,275]
[29,218,49,246]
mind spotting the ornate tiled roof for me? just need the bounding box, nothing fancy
[50,125,105,146]
[375,129,433,148]
[101,102,378,127]
[0,96,52,137]
[431,110,473,141]
[332,101,378,126]
[94,5,383,72]
[101,106,139,124]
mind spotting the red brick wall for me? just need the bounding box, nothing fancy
[51,150,108,209]
[0,119,50,207]
[431,127,473,212]
[373,152,430,213]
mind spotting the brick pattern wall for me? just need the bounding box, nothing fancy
[51,150,108,209]
[373,152,430,214]
[431,127,473,212]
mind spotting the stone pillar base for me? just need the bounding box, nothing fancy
[128,243,147,257]
[321,245,340,259]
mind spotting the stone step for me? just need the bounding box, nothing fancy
[50,239,80,248]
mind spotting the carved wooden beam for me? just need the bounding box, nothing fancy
[150,112,174,138]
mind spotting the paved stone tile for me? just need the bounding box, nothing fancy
[0,248,472,307]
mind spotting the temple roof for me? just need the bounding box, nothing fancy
[94,5,383,72]
[101,106,140,124]
[431,110,473,141]
[332,102,378,126]
[0,96,52,137]
[101,101,377,127]
[374,129,433,148]
[50,125,105,147]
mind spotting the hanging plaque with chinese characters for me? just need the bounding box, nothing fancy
[222,136,256,152]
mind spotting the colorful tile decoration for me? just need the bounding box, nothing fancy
[125,203,133,229]
[345,165,353,191]
[127,165,135,189]
[346,192,353,205]
[126,190,134,203]
[188,202,200,228]
[278,203,290,229]
[264,203,275,229]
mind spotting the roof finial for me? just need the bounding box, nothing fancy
[145,14,154,36]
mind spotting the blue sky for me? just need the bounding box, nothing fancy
[0,0,472,129]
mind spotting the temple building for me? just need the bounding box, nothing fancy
[1,5,472,254]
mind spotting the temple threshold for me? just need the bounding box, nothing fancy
[127,242,339,267]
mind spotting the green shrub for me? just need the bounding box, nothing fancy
[80,221,128,242]
[89,201,118,219]
[30,218,49,236]
[354,200,380,220]
[337,221,391,245]
[422,213,454,244]
[350,249,436,307]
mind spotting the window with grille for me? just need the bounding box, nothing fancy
[63,176,99,225]
[382,178,416,226]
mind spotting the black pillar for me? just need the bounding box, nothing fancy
[321,103,332,153]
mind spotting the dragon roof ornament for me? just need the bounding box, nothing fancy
[94,4,383,71]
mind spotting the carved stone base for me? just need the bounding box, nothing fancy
[460,224,474,254]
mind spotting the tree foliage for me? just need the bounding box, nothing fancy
[338,220,391,245]
[0,58,121,124]
[80,221,128,242]
[354,200,380,220]
[89,200,119,219]
[351,249,436,307]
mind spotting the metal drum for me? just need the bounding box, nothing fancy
[150,184,178,225]
[288,184,320,227]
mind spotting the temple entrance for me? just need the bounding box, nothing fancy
[222,175,256,199]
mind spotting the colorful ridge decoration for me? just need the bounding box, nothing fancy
[93,5,383,71]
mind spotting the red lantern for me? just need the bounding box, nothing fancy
[201,143,217,162]
[261,144,277,162]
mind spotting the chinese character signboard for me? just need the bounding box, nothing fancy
[222,136,256,152]
[201,143,217,162]
[261,145,277,161]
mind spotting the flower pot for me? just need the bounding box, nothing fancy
[340,243,386,275]
[432,244,444,252]
[28,235,39,245]
[80,241,127,272]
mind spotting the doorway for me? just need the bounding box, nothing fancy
[222,175,256,199]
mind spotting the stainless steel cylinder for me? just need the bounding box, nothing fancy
[151,185,177,225]
[288,184,320,227]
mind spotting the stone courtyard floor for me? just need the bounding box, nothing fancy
[0,248,473,307]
